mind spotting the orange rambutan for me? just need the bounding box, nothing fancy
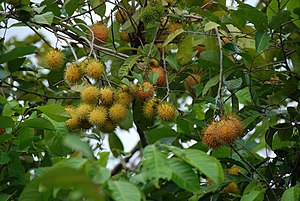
[81,85,101,104]
[157,102,177,121]
[148,66,166,87]
[85,59,104,79]
[120,31,130,42]
[202,121,221,148]
[143,99,158,118]
[91,22,109,44]
[76,103,93,120]
[228,167,241,175]
[184,73,201,95]
[109,103,127,122]
[100,87,114,105]
[223,182,239,194]
[138,82,154,100]
[45,49,64,69]
[89,106,107,126]
[64,63,82,85]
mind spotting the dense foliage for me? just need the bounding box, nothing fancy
[0,0,300,200]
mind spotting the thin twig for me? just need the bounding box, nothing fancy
[215,27,224,116]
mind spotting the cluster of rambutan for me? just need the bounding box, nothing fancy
[143,99,177,122]
[65,85,134,133]
[202,115,243,148]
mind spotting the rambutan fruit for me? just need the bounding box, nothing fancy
[85,59,104,79]
[81,86,101,104]
[115,91,133,107]
[91,22,109,44]
[109,103,127,122]
[138,82,154,100]
[77,103,93,120]
[157,102,177,121]
[184,74,201,92]
[228,115,243,137]
[156,43,164,53]
[217,119,238,144]
[99,119,117,133]
[45,49,64,69]
[100,87,114,106]
[89,106,107,126]
[120,31,130,42]
[143,99,157,118]
[149,59,159,67]
[228,167,241,175]
[202,121,221,148]
[148,66,166,87]
[65,107,81,130]
[115,9,128,24]
[141,4,164,24]
[223,182,239,194]
[80,119,93,130]
[64,63,82,85]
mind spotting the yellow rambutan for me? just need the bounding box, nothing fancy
[64,63,82,85]
[148,66,166,87]
[99,119,117,133]
[81,85,101,104]
[227,115,243,137]
[228,167,241,175]
[89,106,107,126]
[45,49,64,69]
[115,91,133,107]
[202,121,221,148]
[109,103,127,122]
[143,99,157,118]
[138,82,154,100]
[76,103,93,120]
[120,31,130,42]
[91,22,109,44]
[223,182,239,194]
[217,119,238,144]
[157,102,177,121]
[85,59,104,79]
[65,107,80,130]
[100,87,114,105]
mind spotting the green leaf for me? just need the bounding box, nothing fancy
[7,57,26,72]
[224,78,242,91]
[0,116,14,128]
[0,194,12,201]
[36,104,70,122]
[176,36,193,65]
[63,135,94,160]
[238,4,268,31]
[282,185,300,201]
[255,32,271,53]
[242,114,260,129]
[19,177,50,201]
[241,190,265,201]
[0,45,37,64]
[0,67,10,80]
[204,21,220,32]
[118,55,142,78]
[146,127,177,144]
[0,152,11,165]
[143,145,172,181]
[165,54,180,70]
[269,10,291,30]
[87,162,110,184]
[168,146,224,183]
[202,74,219,96]
[108,180,141,201]
[163,28,184,47]
[21,118,55,130]
[148,72,159,85]
[169,158,200,193]
[108,133,124,157]
[33,12,54,25]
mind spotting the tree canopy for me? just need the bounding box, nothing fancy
[0,0,300,200]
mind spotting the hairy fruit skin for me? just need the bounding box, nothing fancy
[99,119,116,133]
[143,99,157,118]
[202,121,221,148]
[109,103,127,122]
[120,31,130,42]
[138,82,154,100]
[223,182,239,194]
[91,22,109,44]
[85,59,104,79]
[115,91,133,107]
[89,107,107,126]
[100,87,114,105]
[148,67,166,87]
[77,103,93,120]
[45,49,64,69]
[184,74,201,96]
[65,107,81,130]
[81,86,100,104]
[64,63,82,84]
[228,167,241,175]
[157,102,177,121]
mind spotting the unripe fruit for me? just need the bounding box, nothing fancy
[138,82,154,100]
[157,102,177,121]
[81,86,100,104]
[184,74,201,96]
[45,49,64,69]
[100,87,114,106]
[148,67,166,87]
[99,119,116,133]
[223,182,239,194]
[85,59,104,79]
[202,121,221,148]
[109,103,127,122]
[64,63,82,84]
[91,22,109,44]
[115,9,128,24]
[89,106,107,126]
[77,103,93,120]
[143,99,157,118]
[120,31,130,42]
[228,167,241,175]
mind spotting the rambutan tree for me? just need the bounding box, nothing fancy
[0,0,299,200]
